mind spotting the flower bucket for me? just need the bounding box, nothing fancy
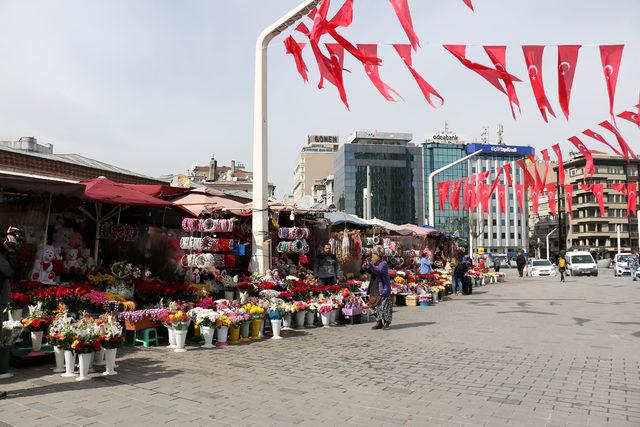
[224,290,235,301]
[0,348,12,379]
[320,312,331,327]
[93,348,106,366]
[29,331,44,355]
[294,311,306,329]
[250,320,262,341]
[391,294,397,306]
[173,329,188,352]
[305,311,316,328]
[228,325,240,345]
[271,319,283,340]
[166,327,176,349]
[201,326,215,348]
[8,309,23,322]
[53,346,65,373]
[282,314,293,330]
[259,319,265,338]
[76,353,92,381]
[103,348,118,376]
[239,321,251,343]
[61,350,77,378]
[215,326,229,348]
[330,308,339,325]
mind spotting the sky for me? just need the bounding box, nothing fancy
[0,0,638,197]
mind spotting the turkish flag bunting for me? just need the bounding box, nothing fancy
[489,166,503,196]
[295,22,310,36]
[325,43,350,108]
[600,45,624,122]
[480,183,492,214]
[522,45,556,122]
[357,44,401,102]
[546,184,557,215]
[462,176,471,209]
[450,178,463,211]
[579,183,591,193]
[568,136,594,179]
[468,174,478,210]
[552,144,565,186]
[611,183,627,195]
[307,40,349,108]
[393,44,444,107]
[284,36,309,82]
[479,170,491,184]
[529,155,544,190]
[515,184,525,212]
[618,110,640,128]
[531,187,540,215]
[628,183,637,216]
[517,159,536,189]
[591,184,606,216]
[503,163,513,186]
[437,181,451,211]
[462,0,474,10]
[497,184,507,214]
[582,128,623,156]
[564,184,574,216]
[484,46,521,119]
[541,149,550,189]
[557,45,581,120]
[599,120,636,163]
[389,0,420,51]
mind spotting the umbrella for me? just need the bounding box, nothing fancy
[324,212,372,228]
[367,218,413,235]
[171,189,249,217]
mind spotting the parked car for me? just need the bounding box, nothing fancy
[565,251,598,276]
[613,253,631,277]
[528,259,557,277]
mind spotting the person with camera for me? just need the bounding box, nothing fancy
[0,227,22,400]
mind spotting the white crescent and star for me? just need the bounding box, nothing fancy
[528,64,538,80]
[604,64,614,79]
[559,61,571,75]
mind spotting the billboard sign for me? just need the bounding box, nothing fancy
[466,143,534,156]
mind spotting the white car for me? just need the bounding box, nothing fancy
[529,259,557,277]
[614,253,631,277]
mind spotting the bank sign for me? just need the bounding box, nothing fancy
[466,143,534,156]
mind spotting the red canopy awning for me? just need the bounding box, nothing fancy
[123,184,191,198]
[83,177,171,206]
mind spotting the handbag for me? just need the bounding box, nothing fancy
[367,295,383,309]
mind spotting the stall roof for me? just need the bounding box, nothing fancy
[402,223,441,236]
[324,211,372,228]
[124,184,192,198]
[367,218,413,235]
[0,169,85,197]
[171,190,249,217]
[83,177,171,206]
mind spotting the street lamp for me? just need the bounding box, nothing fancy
[546,227,557,260]
[251,0,322,274]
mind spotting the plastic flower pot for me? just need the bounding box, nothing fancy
[166,326,176,349]
[8,309,23,322]
[330,309,339,326]
[29,331,44,356]
[201,326,215,348]
[103,348,118,376]
[76,353,92,381]
[0,348,12,379]
[250,320,262,341]
[431,293,438,304]
[305,311,316,328]
[216,326,229,348]
[259,319,265,338]
[228,325,240,345]
[61,350,77,378]
[419,301,429,307]
[270,319,283,340]
[53,346,65,373]
[173,329,188,352]
[320,312,331,327]
[93,348,106,366]
[239,321,251,343]
[294,311,306,329]
[224,290,235,301]
[282,314,293,330]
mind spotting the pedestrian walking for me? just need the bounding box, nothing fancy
[516,251,527,278]
[557,252,567,283]
[363,247,392,330]
[314,243,343,285]
[629,249,639,281]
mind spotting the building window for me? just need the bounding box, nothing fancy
[484,233,488,239]
[510,233,515,239]
[501,233,506,239]
[492,233,497,239]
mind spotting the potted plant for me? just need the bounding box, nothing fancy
[0,320,23,379]
[21,302,51,356]
[98,315,123,375]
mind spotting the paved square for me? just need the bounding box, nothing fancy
[1,270,639,426]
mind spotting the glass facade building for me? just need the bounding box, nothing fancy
[334,131,423,225]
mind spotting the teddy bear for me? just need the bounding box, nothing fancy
[52,226,73,250]
[31,245,56,284]
[68,231,84,249]
[79,247,95,272]
[64,247,83,273]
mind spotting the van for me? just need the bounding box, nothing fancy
[614,253,631,277]
[565,251,598,277]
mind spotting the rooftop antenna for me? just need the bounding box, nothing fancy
[496,124,504,145]
[481,127,489,144]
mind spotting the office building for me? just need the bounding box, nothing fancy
[292,135,339,201]
[334,131,423,225]
[312,175,334,206]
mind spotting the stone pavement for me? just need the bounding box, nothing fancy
[1,270,640,427]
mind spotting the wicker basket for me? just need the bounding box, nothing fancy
[405,295,419,306]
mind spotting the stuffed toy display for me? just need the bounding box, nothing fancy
[31,245,57,284]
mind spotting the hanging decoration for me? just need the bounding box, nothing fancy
[489,166,503,196]
[389,0,421,50]
[503,163,513,186]
[450,178,463,211]
[357,44,401,101]
[516,159,535,189]
[546,184,558,216]
[611,183,627,195]
[628,183,637,216]
[552,144,565,186]
[564,185,574,216]
[437,181,450,211]
[568,136,594,179]
[484,45,521,119]
[515,184,525,212]
[618,110,640,127]
[522,45,556,122]
[600,44,624,122]
[497,184,507,214]
[591,184,606,217]
[599,120,636,163]
[462,0,474,11]
[479,183,492,214]
[582,128,623,157]
[284,36,309,82]
[541,149,551,190]
[557,45,581,120]
[393,44,444,107]
[531,187,540,215]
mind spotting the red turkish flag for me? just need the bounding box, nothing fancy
[541,149,551,189]
[523,45,556,122]
[517,159,536,189]
[503,163,513,186]
[600,45,624,122]
[628,183,637,216]
[307,40,349,108]
[450,178,463,211]
[546,184,557,215]
[480,183,492,214]
[462,0,474,10]
[600,120,636,163]
[552,144,565,186]
[617,110,640,127]
[515,184,525,212]
[557,45,581,120]
[582,128,623,156]
[284,36,309,82]
[568,136,594,179]
[529,154,544,190]
[438,181,451,211]
[467,174,478,210]
[497,184,507,214]
[484,46,521,119]
[393,44,444,107]
[478,170,491,185]
[531,187,540,215]
[591,184,606,216]
[389,0,420,51]
[579,183,591,193]
[295,22,310,36]
[564,184,574,216]
[611,183,627,195]
[357,44,401,102]
[489,166,504,195]
[462,176,471,210]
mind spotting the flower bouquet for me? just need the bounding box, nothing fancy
[190,307,220,348]
[215,314,231,347]
[21,302,51,355]
[221,275,238,300]
[71,317,101,381]
[243,303,265,340]
[166,310,190,352]
[318,303,333,327]
[98,315,123,375]
[7,292,29,320]
[47,314,77,373]
[0,320,23,378]
[226,309,251,344]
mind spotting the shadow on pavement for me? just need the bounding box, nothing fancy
[390,322,436,330]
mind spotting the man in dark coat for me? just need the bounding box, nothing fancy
[314,244,343,285]
[516,251,527,278]
[0,228,20,400]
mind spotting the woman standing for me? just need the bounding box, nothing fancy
[419,249,432,275]
[363,247,392,330]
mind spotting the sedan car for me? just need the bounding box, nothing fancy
[529,259,557,277]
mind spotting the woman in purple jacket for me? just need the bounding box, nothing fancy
[363,247,392,330]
